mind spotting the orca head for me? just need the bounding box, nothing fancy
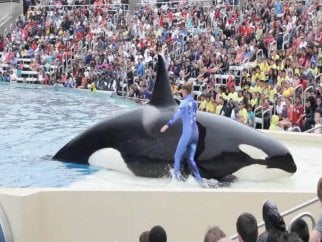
[236,142,297,181]
[195,117,297,181]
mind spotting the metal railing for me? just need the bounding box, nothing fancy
[230,197,319,240]
[253,106,272,129]
[293,84,304,104]
[303,86,314,111]
[0,204,13,242]
[289,212,317,231]
[304,124,322,133]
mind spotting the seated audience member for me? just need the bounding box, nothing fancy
[204,226,229,242]
[149,225,167,242]
[309,177,322,242]
[290,219,309,242]
[258,200,286,242]
[267,229,283,242]
[236,213,258,242]
[140,231,150,242]
[278,98,293,130]
[278,232,305,242]
[312,109,322,134]
[199,94,207,111]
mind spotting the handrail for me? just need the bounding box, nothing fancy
[230,197,319,240]
[253,106,263,128]
[304,124,322,133]
[303,86,314,112]
[0,204,13,242]
[29,3,129,9]
[288,212,316,231]
[293,84,304,105]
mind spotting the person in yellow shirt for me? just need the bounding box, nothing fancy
[277,70,287,87]
[238,102,248,125]
[228,86,239,101]
[268,84,277,102]
[282,81,294,98]
[250,92,260,108]
[275,59,284,71]
[198,94,207,111]
[221,87,230,101]
[256,66,266,81]
[237,90,244,103]
[205,95,215,113]
[215,97,224,114]
[271,50,280,61]
[259,59,270,74]
[249,79,263,94]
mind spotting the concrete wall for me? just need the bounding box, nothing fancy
[0,189,320,242]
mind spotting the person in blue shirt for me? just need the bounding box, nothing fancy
[160,82,206,187]
[137,56,145,78]
[273,0,283,15]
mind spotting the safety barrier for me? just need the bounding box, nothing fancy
[303,86,314,111]
[0,204,13,242]
[253,106,272,129]
[293,84,303,104]
[230,197,319,240]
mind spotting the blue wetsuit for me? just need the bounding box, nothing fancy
[167,94,203,182]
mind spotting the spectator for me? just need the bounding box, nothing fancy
[204,226,228,242]
[309,177,322,242]
[312,109,322,134]
[258,200,286,242]
[278,232,304,242]
[140,231,150,242]
[267,229,283,242]
[236,213,258,242]
[149,226,167,242]
[290,219,309,242]
[279,97,294,130]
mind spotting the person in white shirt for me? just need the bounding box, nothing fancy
[313,110,322,134]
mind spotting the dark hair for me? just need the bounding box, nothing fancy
[140,231,150,242]
[267,229,283,242]
[204,226,226,242]
[236,213,258,242]
[149,226,167,242]
[290,219,309,242]
[278,232,304,242]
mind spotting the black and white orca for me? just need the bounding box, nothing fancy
[53,55,297,181]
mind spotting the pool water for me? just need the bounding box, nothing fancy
[0,83,321,190]
[0,83,136,187]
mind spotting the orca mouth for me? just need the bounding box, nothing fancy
[265,153,297,173]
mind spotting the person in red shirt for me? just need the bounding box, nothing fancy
[292,95,305,129]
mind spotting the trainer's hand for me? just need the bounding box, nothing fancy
[160,125,168,133]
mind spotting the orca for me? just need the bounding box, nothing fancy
[53,55,297,181]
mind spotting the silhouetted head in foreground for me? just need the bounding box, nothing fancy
[236,213,258,242]
[290,219,309,242]
[149,226,167,242]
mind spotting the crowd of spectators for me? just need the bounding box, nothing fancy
[1,0,322,132]
[140,177,322,242]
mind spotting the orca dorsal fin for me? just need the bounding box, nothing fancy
[149,55,177,107]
